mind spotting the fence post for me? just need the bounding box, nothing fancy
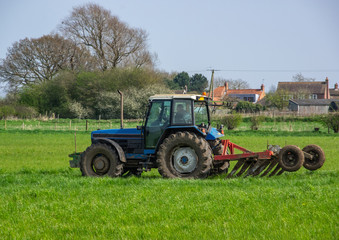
[4,120,7,130]
[22,121,25,130]
[86,120,88,131]
[69,120,72,130]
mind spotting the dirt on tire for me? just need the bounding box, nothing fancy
[278,145,304,172]
[302,144,325,171]
[156,131,212,179]
[80,143,124,177]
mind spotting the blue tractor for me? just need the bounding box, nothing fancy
[70,93,326,178]
[71,94,228,178]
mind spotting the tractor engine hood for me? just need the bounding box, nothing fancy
[91,128,142,140]
[205,127,224,141]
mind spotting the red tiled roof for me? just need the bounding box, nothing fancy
[211,86,265,101]
[210,86,226,101]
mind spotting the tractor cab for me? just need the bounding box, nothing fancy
[144,94,214,149]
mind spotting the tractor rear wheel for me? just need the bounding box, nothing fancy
[278,145,304,172]
[208,139,230,176]
[80,143,124,177]
[157,132,212,179]
[302,144,325,171]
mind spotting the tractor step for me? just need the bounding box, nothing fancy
[69,152,81,168]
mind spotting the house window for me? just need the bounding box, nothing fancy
[310,94,317,99]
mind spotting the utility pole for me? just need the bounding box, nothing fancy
[208,69,219,101]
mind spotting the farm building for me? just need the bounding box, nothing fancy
[212,82,265,103]
[288,99,339,115]
[277,77,331,100]
[329,83,339,99]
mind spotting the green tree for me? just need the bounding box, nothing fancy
[173,72,190,90]
[265,90,290,110]
[189,74,208,92]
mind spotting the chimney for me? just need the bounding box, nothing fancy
[325,77,330,99]
[261,84,265,92]
[225,81,229,91]
[335,83,338,90]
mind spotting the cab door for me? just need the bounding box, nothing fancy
[145,100,171,149]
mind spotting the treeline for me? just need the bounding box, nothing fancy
[0,68,209,119]
[0,3,209,119]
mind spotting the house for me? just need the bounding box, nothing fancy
[288,99,339,115]
[212,82,265,103]
[330,83,339,99]
[277,77,330,100]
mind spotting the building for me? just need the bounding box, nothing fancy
[330,83,339,99]
[277,77,330,100]
[212,82,265,103]
[288,99,339,115]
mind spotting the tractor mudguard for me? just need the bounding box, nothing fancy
[205,127,224,141]
[92,138,127,163]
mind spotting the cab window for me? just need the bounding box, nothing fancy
[145,100,171,148]
[194,101,209,126]
[172,100,193,125]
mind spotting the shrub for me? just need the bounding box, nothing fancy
[14,105,37,119]
[321,113,339,133]
[0,105,16,119]
[235,101,263,113]
[250,115,265,130]
[220,113,242,130]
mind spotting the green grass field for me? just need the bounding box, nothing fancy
[0,128,338,239]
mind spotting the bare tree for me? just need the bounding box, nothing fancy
[292,73,315,82]
[59,3,155,70]
[0,34,92,89]
[214,77,250,89]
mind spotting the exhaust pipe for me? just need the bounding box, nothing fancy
[117,90,124,129]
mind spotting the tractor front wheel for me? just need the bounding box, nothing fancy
[302,144,325,171]
[278,145,304,172]
[80,143,124,177]
[157,132,212,179]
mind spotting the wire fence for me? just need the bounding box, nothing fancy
[0,119,143,131]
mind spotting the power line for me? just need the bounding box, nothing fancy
[217,69,339,73]
[188,69,339,73]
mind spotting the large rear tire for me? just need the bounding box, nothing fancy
[302,145,325,171]
[278,145,304,172]
[157,132,212,179]
[80,143,124,177]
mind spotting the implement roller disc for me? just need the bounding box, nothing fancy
[278,145,304,172]
[302,144,325,171]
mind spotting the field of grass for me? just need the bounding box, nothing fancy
[0,128,338,239]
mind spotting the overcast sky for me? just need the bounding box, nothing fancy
[1,0,339,96]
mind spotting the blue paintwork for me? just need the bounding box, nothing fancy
[91,128,142,138]
[125,153,149,160]
[144,149,155,154]
[206,127,224,140]
[166,125,206,135]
